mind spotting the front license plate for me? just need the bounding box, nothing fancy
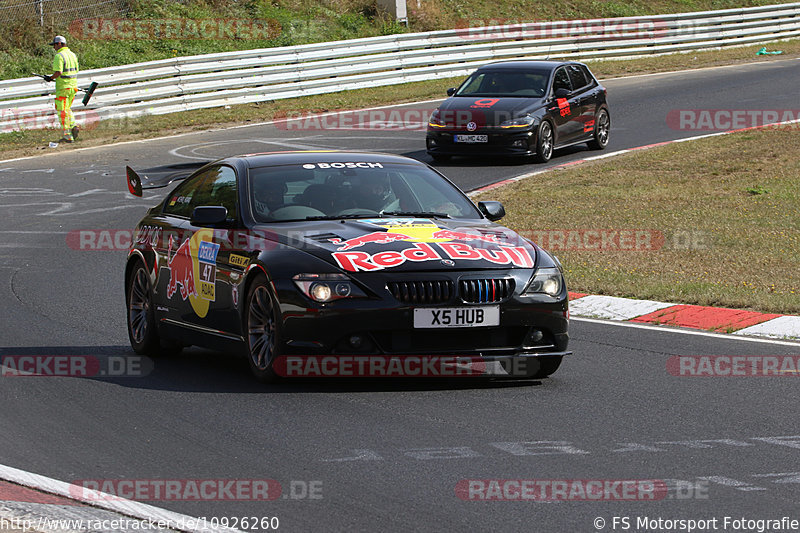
[414,306,500,328]
[454,134,488,143]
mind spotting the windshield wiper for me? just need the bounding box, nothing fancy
[380,211,451,219]
[304,214,377,220]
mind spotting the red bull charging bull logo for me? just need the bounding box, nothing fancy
[165,229,217,318]
[167,236,196,300]
[327,219,533,272]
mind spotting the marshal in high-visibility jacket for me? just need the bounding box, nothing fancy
[46,35,80,143]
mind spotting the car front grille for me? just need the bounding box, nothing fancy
[460,278,515,303]
[388,280,454,304]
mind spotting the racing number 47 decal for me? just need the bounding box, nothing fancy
[198,241,220,301]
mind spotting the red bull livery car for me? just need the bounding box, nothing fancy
[125,151,570,382]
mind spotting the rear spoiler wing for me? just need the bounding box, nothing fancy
[125,165,197,198]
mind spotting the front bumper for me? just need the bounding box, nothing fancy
[272,351,571,378]
[426,128,536,157]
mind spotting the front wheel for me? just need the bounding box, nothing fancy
[587,109,610,150]
[533,121,554,163]
[245,275,282,382]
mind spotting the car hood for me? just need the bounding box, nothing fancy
[435,97,545,127]
[255,217,536,273]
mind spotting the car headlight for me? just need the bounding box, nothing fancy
[500,115,535,129]
[428,109,446,128]
[293,273,366,303]
[523,268,563,297]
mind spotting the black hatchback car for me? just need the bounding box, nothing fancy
[426,60,610,162]
[124,151,570,382]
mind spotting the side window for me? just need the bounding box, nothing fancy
[567,65,589,91]
[459,73,485,95]
[163,165,238,221]
[579,65,596,87]
[552,67,572,95]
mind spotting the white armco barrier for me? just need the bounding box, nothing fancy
[1,3,799,132]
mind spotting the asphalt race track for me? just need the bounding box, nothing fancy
[1,59,799,532]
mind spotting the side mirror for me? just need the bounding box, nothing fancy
[554,88,570,99]
[446,87,456,96]
[191,206,228,226]
[478,201,505,222]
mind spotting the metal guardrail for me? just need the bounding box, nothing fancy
[1,3,799,132]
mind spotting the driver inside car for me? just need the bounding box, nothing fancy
[253,179,287,218]
[352,174,398,212]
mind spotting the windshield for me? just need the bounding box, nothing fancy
[248,162,483,222]
[454,70,549,98]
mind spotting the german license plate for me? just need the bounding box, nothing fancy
[414,306,500,328]
[454,134,488,143]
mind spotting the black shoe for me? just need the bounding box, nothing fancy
[71,126,79,140]
[57,137,74,144]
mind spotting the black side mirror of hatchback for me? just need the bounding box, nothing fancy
[478,201,505,221]
[446,87,456,96]
[191,206,228,226]
[554,88,570,99]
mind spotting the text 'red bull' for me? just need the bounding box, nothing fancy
[456,479,667,501]
[332,241,533,272]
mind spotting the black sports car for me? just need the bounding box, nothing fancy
[124,151,570,382]
[426,60,610,162]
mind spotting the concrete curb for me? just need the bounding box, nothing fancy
[568,292,800,341]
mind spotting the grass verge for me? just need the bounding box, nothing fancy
[1,38,798,160]
[473,127,800,315]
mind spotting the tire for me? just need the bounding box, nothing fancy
[431,154,451,163]
[587,108,610,150]
[533,121,554,163]
[244,274,282,382]
[126,261,160,355]
[526,355,563,379]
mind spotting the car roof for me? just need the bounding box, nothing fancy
[476,60,583,71]
[222,151,426,169]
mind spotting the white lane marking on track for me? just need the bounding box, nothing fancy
[0,462,238,533]
[69,188,107,197]
[51,205,148,216]
[168,138,329,160]
[0,202,148,216]
[0,202,75,215]
[20,168,55,173]
[572,317,800,347]
[0,188,60,196]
